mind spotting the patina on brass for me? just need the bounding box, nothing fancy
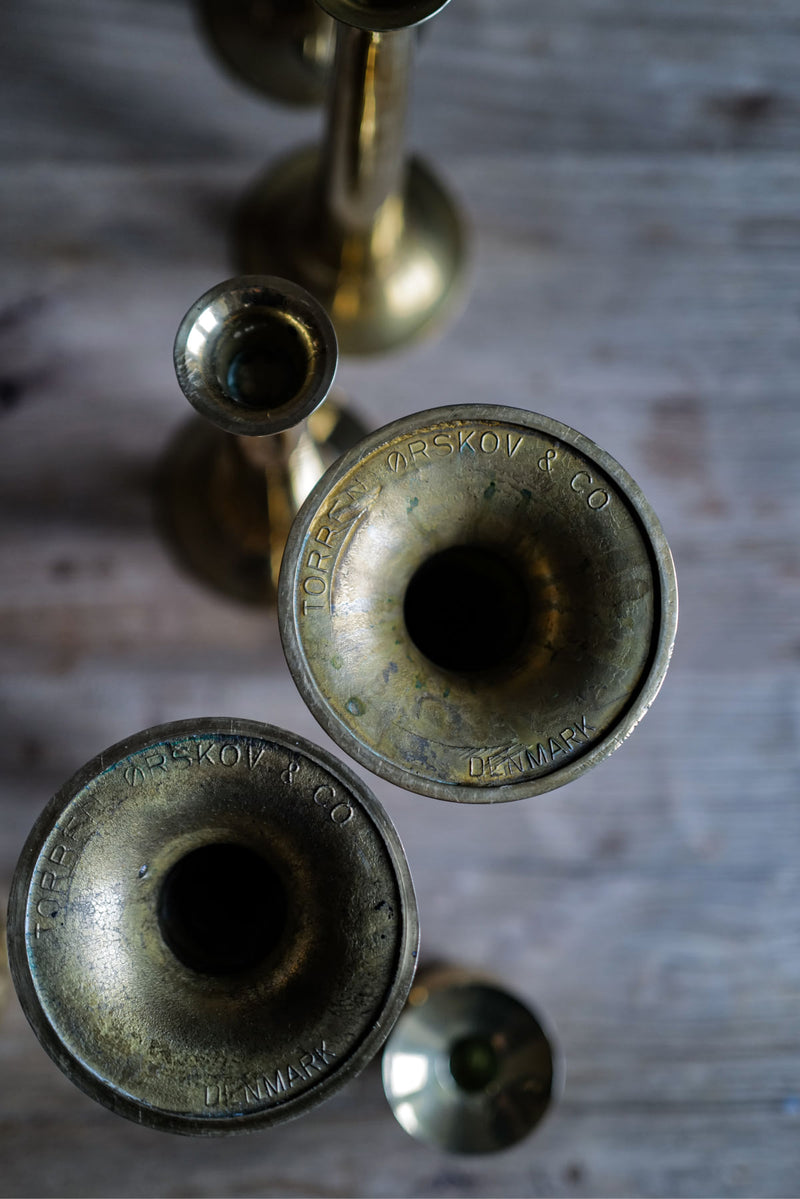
[236,0,466,354]
[159,274,365,604]
[195,0,335,106]
[7,718,418,1134]
[279,404,678,802]
[382,965,559,1153]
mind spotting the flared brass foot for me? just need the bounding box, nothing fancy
[157,393,366,605]
[7,719,419,1134]
[236,147,465,355]
[382,966,559,1154]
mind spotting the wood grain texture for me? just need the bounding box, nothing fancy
[1,1,799,1195]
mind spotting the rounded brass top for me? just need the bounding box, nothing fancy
[7,719,418,1134]
[382,966,559,1153]
[279,405,678,803]
[316,0,450,32]
[173,276,337,437]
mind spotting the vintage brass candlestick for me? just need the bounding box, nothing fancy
[383,965,559,1153]
[159,274,364,604]
[236,0,466,353]
[195,0,335,106]
[279,405,678,802]
[7,718,418,1134]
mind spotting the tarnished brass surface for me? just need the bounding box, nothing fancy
[161,275,364,604]
[279,405,678,802]
[196,0,335,105]
[236,3,466,354]
[383,966,559,1153]
[7,719,418,1134]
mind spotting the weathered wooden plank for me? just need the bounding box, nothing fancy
[4,0,800,163]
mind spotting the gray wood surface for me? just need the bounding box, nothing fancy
[1,1,799,1195]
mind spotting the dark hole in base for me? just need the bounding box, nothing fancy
[449,1035,499,1093]
[221,313,309,410]
[403,545,530,672]
[158,843,287,976]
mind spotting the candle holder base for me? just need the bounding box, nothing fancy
[156,392,366,605]
[234,146,467,355]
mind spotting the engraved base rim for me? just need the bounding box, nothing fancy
[279,404,679,803]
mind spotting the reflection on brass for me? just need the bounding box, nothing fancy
[236,0,466,354]
[7,718,418,1134]
[382,965,559,1154]
[196,0,335,106]
[279,405,678,802]
[159,274,365,604]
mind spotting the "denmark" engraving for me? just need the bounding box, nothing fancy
[468,714,597,779]
[203,1042,337,1109]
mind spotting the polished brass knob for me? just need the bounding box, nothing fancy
[235,0,466,353]
[382,966,559,1154]
[279,405,678,802]
[7,718,418,1134]
[195,0,335,106]
[159,274,365,604]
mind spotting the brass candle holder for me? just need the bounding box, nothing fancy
[279,405,678,802]
[7,718,419,1134]
[383,965,559,1153]
[158,274,365,604]
[235,0,467,353]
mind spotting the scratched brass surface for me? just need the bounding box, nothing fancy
[195,0,334,105]
[236,11,467,354]
[7,719,418,1135]
[383,965,559,1153]
[279,405,678,802]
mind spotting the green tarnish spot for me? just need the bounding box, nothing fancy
[407,496,419,514]
[415,677,423,690]
[484,480,497,500]
[521,488,532,501]
[346,697,366,716]
[331,655,343,670]
[443,688,450,699]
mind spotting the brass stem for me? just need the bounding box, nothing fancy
[238,426,327,589]
[319,25,411,256]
